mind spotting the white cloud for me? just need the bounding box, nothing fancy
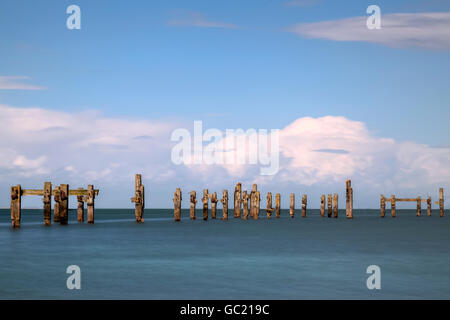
[0,104,448,207]
[0,76,46,90]
[168,11,237,29]
[289,12,450,49]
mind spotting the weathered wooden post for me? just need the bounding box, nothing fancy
[380,195,386,218]
[87,184,95,224]
[173,188,182,222]
[234,183,242,218]
[427,197,432,217]
[53,186,61,223]
[346,180,353,219]
[439,188,444,217]
[327,194,332,218]
[221,190,228,220]
[301,194,307,218]
[320,195,325,217]
[242,191,249,220]
[59,184,69,225]
[275,193,281,218]
[391,195,396,218]
[190,191,197,220]
[250,184,257,219]
[10,185,21,228]
[266,192,273,219]
[210,192,218,219]
[416,197,421,217]
[43,182,52,226]
[289,193,295,218]
[77,188,84,223]
[256,191,261,219]
[202,189,209,221]
[130,174,145,223]
[333,193,338,218]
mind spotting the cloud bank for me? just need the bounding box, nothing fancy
[0,105,448,208]
[289,12,450,49]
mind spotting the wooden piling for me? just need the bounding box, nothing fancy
[242,191,249,220]
[10,185,21,228]
[320,195,325,217]
[391,195,396,218]
[256,191,261,219]
[346,180,353,219]
[210,192,218,219]
[59,184,69,225]
[53,186,61,223]
[427,197,431,217]
[327,194,332,218]
[43,182,52,226]
[266,192,273,219]
[289,193,295,218]
[221,190,228,220]
[234,183,242,218]
[87,184,95,224]
[380,195,386,218]
[333,193,338,218]
[131,174,145,223]
[416,197,421,217]
[202,189,209,221]
[77,187,84,223]
[439,188,444,217]
[301,194,307,218]
[275,193,280,218]
[173,188,182,222]
[190,191,197,220]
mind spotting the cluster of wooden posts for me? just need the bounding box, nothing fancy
[167,180,354,222]
[10,182,98,228]
[380,188,445,217]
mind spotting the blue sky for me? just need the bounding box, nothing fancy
[1,0,449,208]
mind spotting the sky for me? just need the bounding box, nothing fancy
[0,0,449,208]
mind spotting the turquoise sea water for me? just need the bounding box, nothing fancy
[0,209,449,299]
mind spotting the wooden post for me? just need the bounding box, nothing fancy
[190,191,197,220]
[301,194,307,218]
[256,191,261,219]
[275,193,280,218]
[59,184,69,225]
[173,188,182,222]
[439,188,444,217]
[53,186,61,223]
[416,197,421,217]
[391,195,396,218]
[234,183,242,218]
[346,180,353,219]
[131,174,144,223]
[266,192,273,219]
[10,185,21,228]
[210,192,218,219]
[289,193,295,218]
[320,195,325,217]
[380,195,386,218]
[250,184,257,219]
[87,184,95,224]
[77,187,84,223]
[333,193,338,218]
[427,197,431,217]
[221,190,228,220]
[327,194,332,218]
[242,191,249,220]
[202,189,209,221]
[43,182,52,226]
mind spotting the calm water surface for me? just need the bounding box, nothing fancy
[0,209,449,299]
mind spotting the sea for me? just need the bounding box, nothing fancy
[0,209,449,299]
